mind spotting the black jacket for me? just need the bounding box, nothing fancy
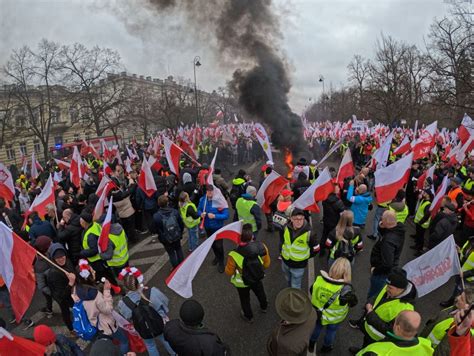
[47,244,75,302]
[428,212,457,249]
[152,207,184,246]
[370,223,406,275]
[322,193,345,230]
[164,320,228,356]
[57,214,83,261]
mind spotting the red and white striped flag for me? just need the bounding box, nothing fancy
[206,149,228,209]
[0,163,15,202]
[458,114,474,144]
[0,326,46,355]
[372,132,393,170]
[416,164,436,191]
[95,175,116,198]
[374,153,413,204]
[336,148,354,188]
[30,152,42,179]
[430,176,449,217]
[0,223,37,322]
[393,135,411,156]
[292,167,334,212]
[138,157,157,198]
[54,158,70,171]
[256,171,288,214]
[148,155,163,172]
[413,121,437,160]
[70,146,83,188]
[124,157,133,173]
[163,136,183,175]
[166,221,242,298]
[98,196,113,253]
[25,175,55,219]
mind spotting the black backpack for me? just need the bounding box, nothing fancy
[334,240,355,262]
[160,212,181,243]
[238,244,265,285]
[123,290,164,340]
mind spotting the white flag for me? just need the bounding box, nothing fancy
[254,123,273,163]
[404,235,461,298]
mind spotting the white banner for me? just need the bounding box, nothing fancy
[254,123,273,163]
[404,235,461,298]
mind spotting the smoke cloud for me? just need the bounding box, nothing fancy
[106,0,305,153]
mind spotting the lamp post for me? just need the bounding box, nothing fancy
[319,75,326,116]
[193,56,201,124]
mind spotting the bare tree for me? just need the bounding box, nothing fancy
[348,55,370,115]
[0,84,17,148]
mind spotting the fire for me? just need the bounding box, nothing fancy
[284,148,294,179]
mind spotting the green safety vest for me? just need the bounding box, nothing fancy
[377,202,389,208]
[236,197,258,232]
[461,240,474,282]
[82,222,102,262]
[180,202,200,229]
[364,286,415,341]
[309,166,317,184]
[107,227,129,267]
[357,336,433,355]
[428,317,453,348]
[414,200,431,229]
[329,235,360,260]
[311,276,349,325]
[460,166,467,177]
[464,178,474,191]
[281,228,310,262]
[388,205,409,224]
[228,250,263,288]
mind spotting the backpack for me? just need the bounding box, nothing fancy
[334,240,355,262]
[160,212,181,243]
[230,185,243,206]
[123,290,164,340]
[72,301,97,341]
[238,244,265,286]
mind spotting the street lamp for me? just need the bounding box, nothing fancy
[193,56,201,124]
[318,75,325,96]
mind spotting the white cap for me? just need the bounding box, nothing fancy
[310,159,317,165]
[266,160,274,166]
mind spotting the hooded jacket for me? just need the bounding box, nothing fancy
[347,185,373,225]
[47,243,74,302]
[322,193,345,230]
[428,212,458,249]
[370,223,406,275]
[57,214,83,261]
[29,215,56,244]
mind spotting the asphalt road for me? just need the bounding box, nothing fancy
[0,156,455,356]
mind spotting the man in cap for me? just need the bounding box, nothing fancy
[280,208,318,289]
[164,300,228,355]
[309,159,319,184]
[33,324,83,355]
[267,288,317,355]
[235,185,262,240]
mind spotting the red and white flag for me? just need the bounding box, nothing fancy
[126,147,138,161]
[103,161,113,176]
[137,157,157,198]
[430,175,449,217]
[458,114,474,144]
[416,164,436,191]
[19,150,27,174]
[292,167,334,212]
[95,175,116,198]
[206,149,228,209]
[413,121,437,160]
[336,149,354,188]
[163,136,183,175]
[81,139,100,159]
[256,171,288,214]
[124,158,133,173]
[70,146,83,188]
[371,132,393,170]
[93,188,108,221]
[30,152,42,179]
[0,327,46,356]
[166,221,242,298]
[148,155,163,172]
[0,223,37,322]
[374,153,413,204]
[26,175,55,219]
[54,158,71,171]
[393,135,411,156]
[98,196,113,253]
[452,136,474,165]
[0,163,15,202]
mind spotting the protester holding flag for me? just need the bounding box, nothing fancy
[347,180,373,239]
[411,189,433,256]
[235,185,262,240]
[448,303,474,356]
[178,191,201,252]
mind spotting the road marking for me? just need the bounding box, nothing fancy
[129,256,159,266]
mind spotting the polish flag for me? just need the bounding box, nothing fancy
[93,188,108,221]
[452,136,474,165]
[101,139,110,159]
[166,221,242,298]
[413,121,437,160]
[54,158,70,171]
[103,161,113,176]
[0,163,15,202]
[163,136,183,175]
[292,167,334,212]
[430,176,449,217]
[30,152,42,179]
[70,146,83,188]
[148,155,163,172]
[458,114,474,144]
[25,175,55,219]
[180,138,197,161]
[153,137,161,156]
[256,171,288,214]
[124,157,133,173]
[374,153,413,204]
[137,158,157,198]
[371,132,393,170]
[416,164,436,191]
[0,223,37,322]
[95,175,115,197]
[0,327,46,356]
[206,149,228,209]
[81,139,100,159]
[336,149,355,188]
[393,135,411,156]
[98,196,113,253]
[126,147,138,160]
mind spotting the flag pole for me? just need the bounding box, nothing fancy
[35,250,69,275]
[181,150,201,167]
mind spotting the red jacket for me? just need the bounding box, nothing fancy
[448,326,473,356]
[464,203,474,228]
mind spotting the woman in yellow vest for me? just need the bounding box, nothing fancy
[178,191,201,252]
[309,257,358,353]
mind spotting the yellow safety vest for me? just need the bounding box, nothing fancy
[357,336,433,355]
[180,202,200,229]
[388,204,409,224]
[309,166,317,184]
[311,276,349,325]
[107,227,129,267]
[414,200,431,229]
[82,222,102,262]
[236,197,258,232]
[228,250,263,288]
[281,228,310,262]
[461,240,474,283]
[364,286,415,341]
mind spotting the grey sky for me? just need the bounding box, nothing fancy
[1,0,449,113]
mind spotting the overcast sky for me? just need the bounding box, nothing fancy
[0,0,450,113]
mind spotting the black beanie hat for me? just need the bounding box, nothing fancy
[387,267,408,289]
[180,300,204,326]
[80,211,93,224]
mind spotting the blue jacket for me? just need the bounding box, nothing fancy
[197,196,229,231]
[347,185,373,225]
[29,216,56,244]
[136,187,159,212]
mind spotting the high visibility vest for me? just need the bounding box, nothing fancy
[311,276,349,325]
[460,240,474,282]
[82,222,102,262]
[388,204,409,223]
[427,317,453,347]
[236,198,258,232]
[364,286,415,341]
[377,202,389,209]
[329,235,360,260]
[447,187,462,204]
[180,202,200,229]
[463,178,474,191]
[414,200,431,229]
[228,250,263,288]
[107,227,129,267]
[356,337,433,355]
[309,166,318,184]
[281,228,310,262]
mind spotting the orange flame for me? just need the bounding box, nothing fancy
[284,148,294,179]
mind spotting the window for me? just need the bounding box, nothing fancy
[16,116,26,128]
[85,133,90,142]
[19,142,27,156]
[51,107,61,123]
[69,106,79,123]
[74,134,80,142]
[6,145,14,160]
[33,140,41,154]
